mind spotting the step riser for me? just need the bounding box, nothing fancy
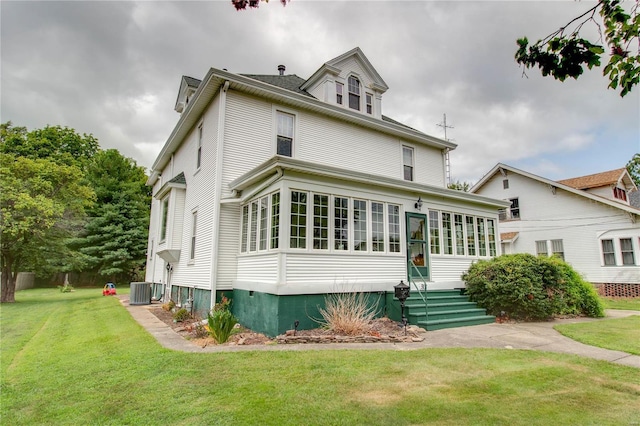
[409,310,487,321]
[418,317,496,331]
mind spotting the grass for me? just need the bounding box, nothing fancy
[555,316,640,355]
[601,296,640,311]
[2,288,640,425]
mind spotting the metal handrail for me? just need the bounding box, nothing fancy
[408,260,429,320]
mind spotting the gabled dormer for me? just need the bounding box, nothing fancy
[557,168,638,206]
[174,76,201,114]
[300,47,388,119]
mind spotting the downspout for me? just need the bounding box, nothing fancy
[210,80,230,311]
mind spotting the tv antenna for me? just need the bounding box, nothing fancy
[437,114,454,185]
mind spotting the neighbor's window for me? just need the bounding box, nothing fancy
[601,239,616,265]
[503,179,509,189]
[336,82,343,105]
[190,211,197,260]
[442,213,453,255]
[620,238,635,265]
[388,204,401,253]
[160,198,169,242]
[276,111,294,157]
[429,211,440,255]
[372,202,384,252]
[334,197,349,250]
[348,76,361,110]
[270,192,280,249]
[551,239,564,260]
[613,187,627,201]
[366,93,373,114]
[313,194,329,250]
[290,191,307,249]
[509,198,520,219]
[353,199,367,251]
[536,240,548,256]
[403,146,414,181]
[454,214,465,255]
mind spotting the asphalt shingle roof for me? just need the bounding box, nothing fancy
[557,168,627,190]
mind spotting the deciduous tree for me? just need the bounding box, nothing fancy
[515,0,639,97]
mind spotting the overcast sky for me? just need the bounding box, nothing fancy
[2,0,638,183]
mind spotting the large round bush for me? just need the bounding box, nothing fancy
[462,253,604,320]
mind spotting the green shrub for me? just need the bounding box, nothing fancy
[207,294,238,344]
[58,284,74,293]
[172,307,190,322]
[463,254,604,320]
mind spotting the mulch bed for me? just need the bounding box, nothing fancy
[148,304,426,347]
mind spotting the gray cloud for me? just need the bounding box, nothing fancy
[2,1,638,182]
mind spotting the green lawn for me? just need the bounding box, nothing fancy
[555,315,640,355]
[601,297,640,311]
[2,289,640,426]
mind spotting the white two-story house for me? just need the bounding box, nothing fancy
[471,164,640,297]
[145,48,507,336]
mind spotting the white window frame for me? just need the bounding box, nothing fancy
[275,110,295,157]
[620,238,635,265]
[160,197,169,243]
[336,82,344,105]
[196,122,203,171]
[365,93,373,114]
[189,210,198,262]
[601,239,616,266]
[402,145,414,182]
[348,75,361,111]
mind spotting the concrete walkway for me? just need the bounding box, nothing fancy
[119,296,640,368]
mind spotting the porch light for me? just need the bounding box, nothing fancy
[415,197,423,211]
[394,280,410,335]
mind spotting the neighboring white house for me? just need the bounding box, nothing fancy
[144,48,507,335]
[471,164,640,296]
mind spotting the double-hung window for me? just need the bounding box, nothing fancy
[196,124,203,170]
[276,111,294,157]
[403,146,414,181]
[602,239,616,265]
[509,198,520,219]
[366,93,373,114]
[336,82,343,105]
[620,238,635,265]
[551,239,564,260]
[442,213,453,255]
[466,216,476,256]
[189,211,197,261]
[348,76,361,110]
[536,240,548,256]
[160,198,169,242]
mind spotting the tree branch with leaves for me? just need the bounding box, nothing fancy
[515,0,639,97]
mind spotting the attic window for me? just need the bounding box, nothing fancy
[336,82,343,105]
[348,76,360,111]
[366,93,373,114]
[503,179,509,189]
[613,187,627,201]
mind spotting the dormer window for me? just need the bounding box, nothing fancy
[613,187,627,201]
[336,82,343,105]
[348,76,360,111]
[366,93,373,114]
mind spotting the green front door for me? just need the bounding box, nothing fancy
[406,212,429,281]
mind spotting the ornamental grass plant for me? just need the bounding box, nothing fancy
[315,291,380,335]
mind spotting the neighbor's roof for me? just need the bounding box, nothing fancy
[557,168,628,190]
[500,232,519,242]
